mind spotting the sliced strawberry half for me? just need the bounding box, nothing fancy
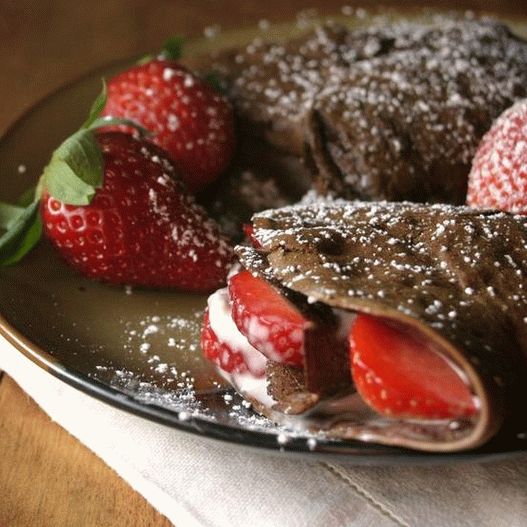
[201,310,250,374]
[349,314,477,420]
[201,287,266,376]
[228,271,307,367]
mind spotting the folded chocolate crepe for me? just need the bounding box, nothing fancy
[233,200,527,452]
[211,23,362,155]
[213,18,527,204]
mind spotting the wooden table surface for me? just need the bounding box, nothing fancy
[0,1,524,525]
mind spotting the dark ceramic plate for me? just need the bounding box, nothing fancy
[2,12,527,465]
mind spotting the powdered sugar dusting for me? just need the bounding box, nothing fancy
[87,302,322,444]
[73,14,527,453]
[218,17,527,129]
[213,16,527,203]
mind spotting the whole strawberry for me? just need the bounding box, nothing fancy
[41,132,233,290]
[467,99,527,214]
[103,46,235,192]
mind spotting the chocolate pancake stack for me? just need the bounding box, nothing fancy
[234,201,527,451]
[212,18,527,207]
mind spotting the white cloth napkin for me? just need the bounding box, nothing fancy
[2,337,527,527]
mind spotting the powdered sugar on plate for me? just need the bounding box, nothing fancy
[88,302,324,443]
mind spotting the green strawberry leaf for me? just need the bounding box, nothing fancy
[0,202,25,230]
[41,128,103,205]
[161,36,184,61]
[202,71,226,94]
[40,83,151,206]
[137,54,154,65]
[17,186,37,207]
[137,36,185,65]
[82,80,107,129]
[1,215,42,266]
[0,201,41,266]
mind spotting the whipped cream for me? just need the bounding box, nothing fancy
[208,288,266,374]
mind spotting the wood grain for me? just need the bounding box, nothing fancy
[0,1,524,526]
[0,375,172,527]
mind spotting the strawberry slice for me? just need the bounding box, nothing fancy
[349,314,477,420]
[228,271,307,367]
[201,287,266,376]
[201,310,250,374]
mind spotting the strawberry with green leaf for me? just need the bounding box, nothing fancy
[0,86,116,266]
[102,37,236,192]
[0,84,234,291]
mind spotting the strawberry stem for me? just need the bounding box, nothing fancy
[88,116,153,138]
[160,36,184,61]
[137,35,185,65]
[202,72,226,94]
[81,79,108,129]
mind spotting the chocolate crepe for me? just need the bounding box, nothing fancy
[211,23,367,155]
[235,200,527,452]
[213,18,527,204]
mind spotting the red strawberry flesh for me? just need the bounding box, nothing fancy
[228,271,307,367]
[350,314,477,420]
[41,132,233,290]
[201,286,266,376]
[201,310,252,374]
[242,223,261,248]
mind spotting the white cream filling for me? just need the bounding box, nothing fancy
[208,285,478,446]
[207,288,357,410]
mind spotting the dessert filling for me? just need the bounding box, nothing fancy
[228,270,308,367]
[202,287,274,407]
[202,271,481,445]
[349,315,477,421]
[308,314,480,446]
